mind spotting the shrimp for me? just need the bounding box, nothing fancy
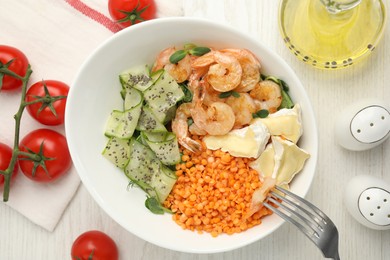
[224,92,257,129]
[152,47,173,71]
[249,80,282,113]
[220,48,261,92]
[191,51,242,92]
[192,79,223,106]
[191,51,216,68]
[189,122,207,136]
[207,52,243,92]
[152,47,191,83]
[191,101,235,136]
[171,103,202,153]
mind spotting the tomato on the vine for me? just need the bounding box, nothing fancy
[108,0,157,28]
[18,129,71,183]
[26,80,69,126]
[0,45,29,91]
[0,143,18,186]
[71,230,119,260]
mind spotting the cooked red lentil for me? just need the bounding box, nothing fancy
[163,137,273,237]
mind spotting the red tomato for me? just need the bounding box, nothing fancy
[71,230,119,260]
[108,0,157,28]
[0,142,18,186]
[0,45,29,91]
[26,80,69,126]
[18,129,71,183]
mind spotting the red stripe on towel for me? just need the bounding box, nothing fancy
[64,0,122,33]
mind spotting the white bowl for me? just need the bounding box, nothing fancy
[65,17,318,254]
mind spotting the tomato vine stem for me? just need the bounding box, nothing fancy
[1,65,33,201]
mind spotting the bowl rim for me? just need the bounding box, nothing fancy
[65,16,319,254]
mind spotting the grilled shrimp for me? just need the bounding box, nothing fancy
[224,92,257,129]
[220,48,261,92]
[191,100,235,136]
[191,51,242,92]
[171,102,202,153]
[250,80,282,113]
[152,47,191,83]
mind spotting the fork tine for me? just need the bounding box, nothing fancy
[265,186,341,260]
[263,197,319,241]
[275,185,330,224]
[267,194,323,237]
[270,190,324,231]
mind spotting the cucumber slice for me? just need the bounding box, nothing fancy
[124,88,143,110]
[143,70,185,123]
[104,88,142,139]
[150,164,177,202]
[136,106,167,132]
[102,137,130,168]
[129,178,159,200]
[142,131,167,142]
[142,131,181,165]
[125,138,177,202]
[119,65,154,92]
[125,138,159,184]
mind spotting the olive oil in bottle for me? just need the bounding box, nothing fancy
[279,0,386,69]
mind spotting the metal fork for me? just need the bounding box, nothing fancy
[263,186,340,260]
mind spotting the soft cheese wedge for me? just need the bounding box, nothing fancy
[254,104,303,143]
[250,136,310,185]
[203,120,270,158]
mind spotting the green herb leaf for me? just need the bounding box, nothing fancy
[279,79,289,91]
[231,91,240,98]
[179,83,193,103]
[183,43,197,51]
[219,91,232,98]
[187,118,194,126]
[169,50,187,64]
[218,91,240,98]
[261,74,293,109]
[145,196,165,214]
[279,89,294,109]
[189,47,211,57]
[252,109,269,119]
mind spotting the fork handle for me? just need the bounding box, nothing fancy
[332,251,340,260]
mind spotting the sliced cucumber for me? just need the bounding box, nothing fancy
[102,137,130,168]
[103,65,185,213]
[124,87,143,110]
[136,106,167,132]
[104,88,142,139]
[142,131,167,142]
[125,138,159,184]
[150,164,177,202]
[143,70,185,123]
[104,108,140,139]
[125,138,177,202]
[129,178,159,200]
[142,131,181,165]
[119,65,154,92]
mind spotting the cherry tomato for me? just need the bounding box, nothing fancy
[0,45,29,91]
[0,142,18,186]
[108,0,157,28]
[26,80,69,126]
[71,230,119,260]
[18,129,71,183]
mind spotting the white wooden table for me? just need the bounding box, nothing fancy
[1,1,389,259]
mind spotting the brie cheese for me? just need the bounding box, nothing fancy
[203,120,270,158]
